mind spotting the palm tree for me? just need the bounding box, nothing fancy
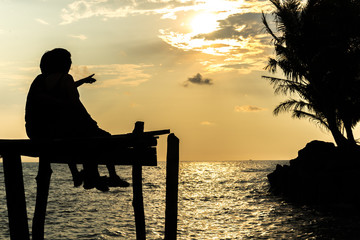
[263,0,360,147]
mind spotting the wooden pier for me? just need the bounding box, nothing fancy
[0,122,179,240]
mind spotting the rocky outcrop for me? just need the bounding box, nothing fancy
[268,140,360,205]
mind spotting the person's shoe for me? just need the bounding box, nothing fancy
[84,176,109,192]
[107,175,130,187]
[83,177,95,190]
[73,170,84,187]
[96,176,109,192]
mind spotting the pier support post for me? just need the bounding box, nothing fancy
[32,156,52,240]
[2,153,30,240]
[132,121,146,240]
[132,162,145,240]
[165,133,179,240]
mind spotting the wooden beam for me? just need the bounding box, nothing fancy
[132,122,146,240]
[2,153,30,240]
[0,129,169,160]
[32,156,52,240]
[165,133,180,240]
[46,147,157,166]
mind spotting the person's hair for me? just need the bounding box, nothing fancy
[40,48,72,75]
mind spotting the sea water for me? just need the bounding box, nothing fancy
[1,161,360,239]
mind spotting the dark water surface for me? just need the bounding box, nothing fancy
[1,161,360,239]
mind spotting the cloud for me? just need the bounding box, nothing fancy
[195,13,265,41]
[60,0,274,74]
[69,34,87,40]
[60,0,271,24]
[60,0,201,24]
[200,121,215,126]
[70,64,152,87]
[222,63,254,69]
[69,65,92,80]
[159,9,274,74]
[184,73,213,87]
[234,105,266,112]
[36,18,50,25]
[61,1,109,24]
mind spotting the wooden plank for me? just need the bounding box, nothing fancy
[112,129,170,138]
[0,129,169,159]
[48,147,157,166]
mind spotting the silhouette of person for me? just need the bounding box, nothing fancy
[25,48,129,191]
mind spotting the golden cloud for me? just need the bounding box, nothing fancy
[200,121,215,125]
[234,105,266,112]
[70,64,152,87]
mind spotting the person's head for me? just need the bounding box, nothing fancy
[40,48,72,75]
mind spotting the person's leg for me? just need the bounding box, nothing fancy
[95,128,130,187]
[68,163,83,187]
[106,164,130,187]
[83,162,109,192]
[106,164,117,178]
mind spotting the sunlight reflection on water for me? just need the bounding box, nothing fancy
[1,161,360,239]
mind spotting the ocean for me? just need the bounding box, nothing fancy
[1,161,360,239]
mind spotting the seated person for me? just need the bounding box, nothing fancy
[25,48,129,191]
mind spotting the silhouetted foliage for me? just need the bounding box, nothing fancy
[263,0,360,147]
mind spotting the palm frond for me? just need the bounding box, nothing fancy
[263,0,360,146]
[263,75,307,96]
[292,110,330,130]
[264,58,278,73]
[261,12,280,43]
[273,99,310,115]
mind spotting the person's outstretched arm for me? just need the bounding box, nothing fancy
[75,74,96,87]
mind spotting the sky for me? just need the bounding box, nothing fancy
[0,0,341,162]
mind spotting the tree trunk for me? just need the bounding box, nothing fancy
[344,121,357,146]
[328,117,348,147]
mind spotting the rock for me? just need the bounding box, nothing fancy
[268,140,360,206]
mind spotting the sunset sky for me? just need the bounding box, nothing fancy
[0,0,342,161]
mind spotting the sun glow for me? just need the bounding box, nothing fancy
[157,0,268,73]
[190,13,219,34]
